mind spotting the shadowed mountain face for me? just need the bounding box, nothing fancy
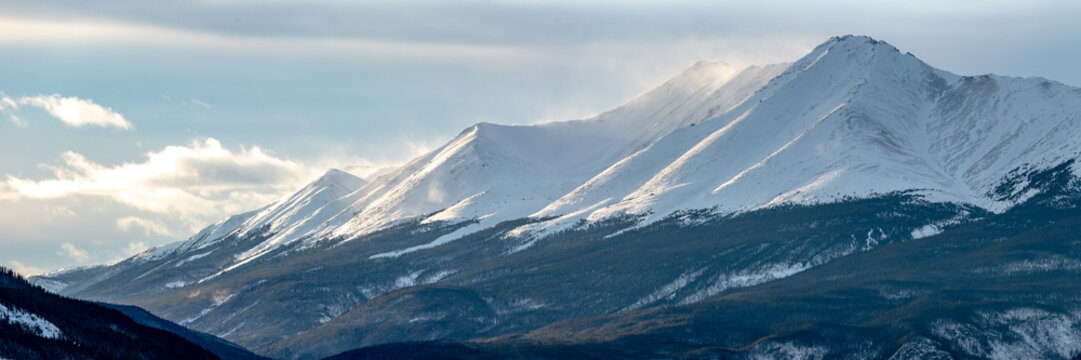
[32,36,1081,359]
[0,267,225,359]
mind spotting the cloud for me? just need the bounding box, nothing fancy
[116,216,172,236]
[0,138,322,233]
[46,206,77,218]
[0,96,16,110]
[0,93,132,130]
[190,99,211,109]
[7,261,45,277]
[0,17,532,62]
[123,241,149,256]
[8,114,28,128]
[59,242,89,262]
[344,162,398,180]
[16,94,132,129]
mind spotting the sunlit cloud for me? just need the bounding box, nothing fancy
[46,206,76,219]
[8,114,28,128]
[17,94,133,129]
[343,161,400,181]
[190,99,211,109]
[0,138,324,232]
[7,261,45,277]
[116,216,172,237]
[0,96,16,110]
[123,241,150,257]
[59,242,89,262]
[0,94,132,130]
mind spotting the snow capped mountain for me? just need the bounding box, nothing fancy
[223,169,367,267]
[302,35,1081,248]
[32,35,1081,359]
[116,57,789,268]
[323,61,784,240]
[65,35,1081,282]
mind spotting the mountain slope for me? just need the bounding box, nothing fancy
[31,35,1081,359]
[102,303,267,360]
[37,169,368,299]
[0,267,221,360]
[341,185,1081,359]
[320,60,789,251]
[514,36,1081,239]
[455,164,1081,359]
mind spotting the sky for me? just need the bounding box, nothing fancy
[2,0,1080,275]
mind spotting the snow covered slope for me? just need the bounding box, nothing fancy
[327,36,1081,250]
[320,61,787,241]
[511,36,1081,239]
[107,169,369,279]
[47,35,1081,289]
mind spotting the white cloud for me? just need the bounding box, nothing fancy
[7,261,45,277]
[123,241,150,256]
[46,206,76,218]
[8,114,27,128]
[0,95,16,110]
[116,216,172,236]
[190,98,211,109]
[16,94,132,130]
[0,17,532,62]
[0,93,132,130]
[0,138,322,233]
[59,243,89,262]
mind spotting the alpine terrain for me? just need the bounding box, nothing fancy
[31,35,1081,359]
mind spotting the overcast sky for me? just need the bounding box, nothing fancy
[2,0,1080,275]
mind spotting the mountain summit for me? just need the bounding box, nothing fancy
[33,36,1081,359]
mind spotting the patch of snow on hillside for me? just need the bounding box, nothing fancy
[680,262,811,305]
[393,271,423,289]
[862,227,887,251]
[425,270,456,283]
[164,280,187,289]
[179,293,235,325]
[750,341,829,360]
[32,278,69,294]
[175,250,213,267]
[932,308,1081,360]
[876,286,922,300]
[623,267,705,311]
[493,298,547,316]
[370,222,486,259]
[911,210,977,239]
[0,303,63,339]
[888,337,951,360]
[910,224,943,239]
[975,255,1081,275]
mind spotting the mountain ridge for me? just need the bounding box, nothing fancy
[30,35,1081,359]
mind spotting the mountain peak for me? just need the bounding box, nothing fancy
[688,59,731,71]
[318,168,354,179]
[833,34,880,44]
[812,34,897,54]
[313,168,367,190]
[779,34,918,82]
[668,60,740,91]
[823,35,895,51]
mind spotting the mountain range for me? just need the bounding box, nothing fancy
[28,35,1081,359]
